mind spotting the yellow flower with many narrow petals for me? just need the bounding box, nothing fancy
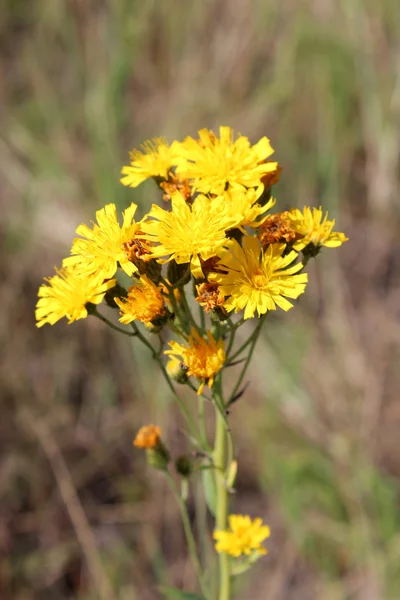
[63,203,145,280]
[210,236,308,319]
[214,514,271,557]
[35,267,116,327]
[120,138,179,188]
[133,425,162,449]
[288,206,348,250]
[165,329,225,395]
[174,126,278,195]
[141,191,239,278]
[221,186,276,228]
[115,275,166,325]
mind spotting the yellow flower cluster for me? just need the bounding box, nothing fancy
[36,125,347,372]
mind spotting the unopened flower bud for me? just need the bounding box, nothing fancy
[167,260,191,286]
[175,455,193,478]
[166,359,189,384]
[133,425,170,471]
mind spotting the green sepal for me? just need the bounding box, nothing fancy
[231,550,265,576]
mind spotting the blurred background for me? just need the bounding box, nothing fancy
[1,1,400,599]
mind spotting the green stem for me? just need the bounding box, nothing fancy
[165,472,210,599]
[179,286,200,333]
[228,315,265,362]
[130,323,202,447]
[213,380,231,600]
[228,323,263,405]
[91,309,138,337]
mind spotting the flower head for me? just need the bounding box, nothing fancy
[196,282,226,313]
[165,329,225,394]
[115,275,166,325]
[258,211,297,247]
[120,138,179,188]
[63,203,146,279]
[174,126,278,195]
[36,267,116,327]
[160,173,192,203]
[221,186,276,228]
[213,514,271,557]
[133,425,162,449]
[288,206,348,250]
[141,191,239,278]
[210,236,308,319]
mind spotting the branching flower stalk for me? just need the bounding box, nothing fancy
[36,126,348,600]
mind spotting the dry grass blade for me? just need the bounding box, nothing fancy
[18,408,117,600]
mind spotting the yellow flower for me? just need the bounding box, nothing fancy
[115,275,166,324]
[221,186,276,228]
[288,206,348,250]
[133,425,162,449]
[63,203,145,279]
[210,236,308,319]
[35,267,116,327]
[165,329,225,395]
[213,514,271,557]
[174,126,278,195]
[141,191,239,279]
[120,138,179,188]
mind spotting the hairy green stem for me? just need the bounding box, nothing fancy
[165,472,210,599]
[91,308,138,337]
[213,380,231,600]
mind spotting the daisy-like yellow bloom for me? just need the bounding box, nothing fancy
[174,126,278,195]
[115,275,166,325]
[141,191,239,278]
[63,203,145,280]
[35,267,116,327]
[213,514,271,557]
[210,236,308,319]
[288,206,348,250]
[165,329,225,395]
[221,186,276,228]
[120,138,179,188]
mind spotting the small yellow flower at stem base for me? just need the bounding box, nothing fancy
[213,514,271,558]
[165,329,226,395]
[288,206,348,251]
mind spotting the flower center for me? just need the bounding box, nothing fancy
[251,269,267,288]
